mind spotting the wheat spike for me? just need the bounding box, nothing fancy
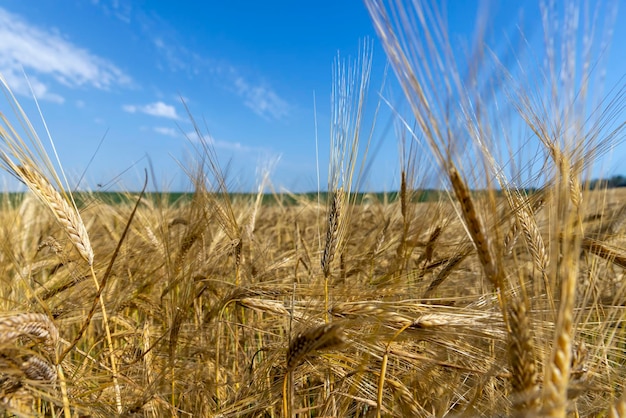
[387,378,420,416]
[542,241,578,416]
[0,313,58,351]
[448,167,500,288]
[515,202,549,274]
[582,237,626,269]
[511,195,554,310]
[507,298,539,416]
[423,225,442,263]
[20,356,57,382]
[239,298,290,316]
[321,188,343,279]
[423,249,470,298]
[15,165,93,265]
[399,170,407,221]
[286,322,345,370]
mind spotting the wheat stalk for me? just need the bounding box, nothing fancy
[608,387,626,418]
[7,168,122,412]
[11,165,121,412]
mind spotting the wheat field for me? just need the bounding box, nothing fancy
[1,1,626,417]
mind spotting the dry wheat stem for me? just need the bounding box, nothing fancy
[377,321,413,418]
[56,364,71,418]
[608,387,626,418]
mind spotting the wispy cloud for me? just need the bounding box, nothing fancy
[123,101,180,120]
[153,126,179,137]
[133,10,290,120]
[91,0,132,24]
[0,7,131,103]
[234,77,289,120]
[152,126,258,153]
[153,37,190,73]
[183,130,259,153]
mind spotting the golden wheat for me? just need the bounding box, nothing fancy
[15,165,93,266]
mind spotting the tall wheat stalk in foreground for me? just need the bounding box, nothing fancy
[0,75,122,414]
[367,0,625,416]
[322,39,375,314]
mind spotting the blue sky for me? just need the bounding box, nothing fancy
[0,1,624,192]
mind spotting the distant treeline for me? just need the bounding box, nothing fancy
[0,176,623,207]
[0,190,444,207]
[587,175,626,189]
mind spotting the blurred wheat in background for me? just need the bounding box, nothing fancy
[0,0,625,417]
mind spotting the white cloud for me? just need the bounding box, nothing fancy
[234,77,289,120]
[183,130,257,153]
[123,101,180,120]
[153,37,188,72]
[0,7,131,102]
[90,0,132,23]
[154,126,179,137]
[131,9,289,119]
[1,71,65,103]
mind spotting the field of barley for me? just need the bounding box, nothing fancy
[1,1,626,417]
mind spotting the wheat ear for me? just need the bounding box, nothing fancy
[321,188,343,324]
[511,195,554,312]
[15,165,93,265]
[0,313,58,350]
[286,322,345,370]
[542,244,578,416]
[582,237,626,269]
[283,323,345,416]
[321,188,343,279]
[448,167,500,288]
[507,298,539,416]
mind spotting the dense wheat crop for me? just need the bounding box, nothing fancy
[0,1,625,417]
